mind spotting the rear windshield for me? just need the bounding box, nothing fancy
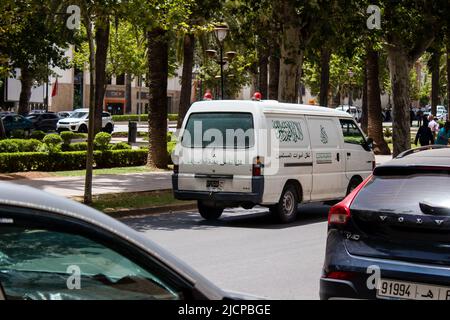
[182,112,254,149]
[351,174,450,214]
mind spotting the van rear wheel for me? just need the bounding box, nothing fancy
[198,201,223,221]
[346,177,363,196]
[270,185,299,224]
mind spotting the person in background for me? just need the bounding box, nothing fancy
[428,115,440,140]
[410,108,416,127]
[435,121,450,146]
[415,115,434,146]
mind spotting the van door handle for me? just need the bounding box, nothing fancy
[336,153,340,162]
[347,152,351,157]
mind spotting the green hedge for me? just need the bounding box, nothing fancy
[0,139,43,153]
[112,114,178,122]
[0,149,148,173]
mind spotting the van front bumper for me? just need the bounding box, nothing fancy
[172,174,264,204]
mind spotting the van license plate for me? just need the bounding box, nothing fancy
[206,180,223,190]
[377,279,450,300]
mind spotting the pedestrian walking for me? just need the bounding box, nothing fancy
[435,121,450,146]
[428,115,440,140]
[417,109,423,127]
[415,116,434,147]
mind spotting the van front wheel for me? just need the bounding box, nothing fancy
[270,185,299,224]
[198,201,223,221]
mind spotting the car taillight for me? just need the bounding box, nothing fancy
[252,157,263,176]
[328,175,372,227]
[324,271,358,281]
[173,165,179,174]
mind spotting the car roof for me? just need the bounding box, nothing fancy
[190,100,353,119]
[0,182,224,299]
[377,148,450,169]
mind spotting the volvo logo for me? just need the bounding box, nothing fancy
[398,217,404,223]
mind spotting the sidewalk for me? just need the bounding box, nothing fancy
[9,155,392,199]
[10,171,172,198]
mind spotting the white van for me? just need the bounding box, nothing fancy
[172,100,375,223]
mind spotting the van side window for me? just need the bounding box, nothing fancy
[340,119,365,145]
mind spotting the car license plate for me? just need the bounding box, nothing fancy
[206,180,224,190]
[377,279,450,300]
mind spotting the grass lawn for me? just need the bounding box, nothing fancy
[88,190,190,212]
[52,166,169,177]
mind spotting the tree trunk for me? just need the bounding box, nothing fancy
[278,0,302,103]
[83,12,96,205]
[447,41,450,120]
[367,48,391,155]
[319,47,331,107]
[177,33,195,129]
[125,73,132,114]
[94,16,110,133]
[361,62,368,134]
[431,50,440,116]
[258,52,268,99]
[147,28,169,169]
[387,47,411,157]
[18,66,32,116]
[269,53,280,100]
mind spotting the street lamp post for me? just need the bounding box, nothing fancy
[213,24,229,100]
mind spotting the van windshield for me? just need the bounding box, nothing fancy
[182,112,255,149]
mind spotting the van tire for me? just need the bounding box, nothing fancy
[346,177,363,196]
[270,184,299,224]
[198,201,223,221]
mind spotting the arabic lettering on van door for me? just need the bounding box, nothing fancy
[320,125,329,144]
[272,120,304,143]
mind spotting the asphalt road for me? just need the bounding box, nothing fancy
[123,203,330,300]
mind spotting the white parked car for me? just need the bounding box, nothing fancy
[172,100,375,223]
[424,105,447,120]
[57,108,114,134]
[335,105,362,122]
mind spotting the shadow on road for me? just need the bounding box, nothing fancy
[124,203,330,232]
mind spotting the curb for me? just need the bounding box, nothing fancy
[105,202,197,219]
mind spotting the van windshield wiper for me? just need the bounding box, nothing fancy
[419,202,450,216]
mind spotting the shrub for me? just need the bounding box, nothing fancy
[30,130,46,141]
[0,140,19,153]
[70,142,88,151]
[43,134,63,153]
[111,142,131,150]
[10,139,42,152]
[10,129,26,139]
[94,132,112,151]
[95,149,148,168]
[0,139,42,153]
[0,149,148,173]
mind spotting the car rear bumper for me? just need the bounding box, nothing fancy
[321,230,450,300]
[172,174,264,204]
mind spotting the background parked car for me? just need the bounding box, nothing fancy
[26,113,60,132]
[57,108,114,134]
[321,146,450,300]
[57,111,73,119]
[1,114,33,136]
[0,183,255,300]
[335,105,362,122]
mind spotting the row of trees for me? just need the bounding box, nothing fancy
[1,0,450,201]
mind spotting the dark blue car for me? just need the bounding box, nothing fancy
[320,146,450,300]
